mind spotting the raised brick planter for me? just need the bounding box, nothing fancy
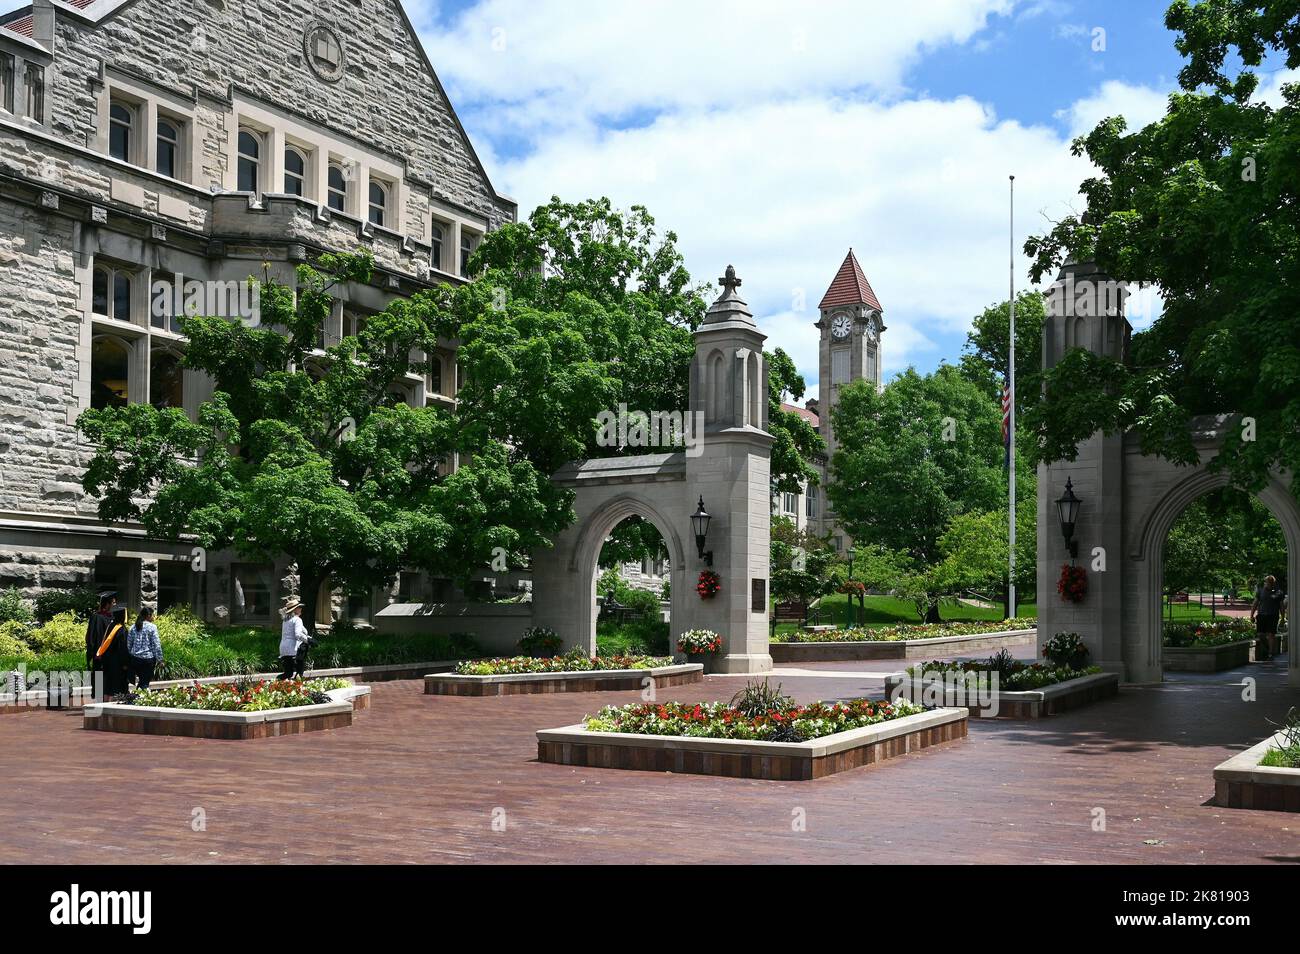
[536,707,967,780]
[770,628,1036,663]
[1,659,455,712]
[884,671,1119,719]
[82,686,370,740]
[425,663,702,696]
[1214,733,1300,812]
[1163,639,1254,673]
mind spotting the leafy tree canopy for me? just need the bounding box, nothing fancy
[1023,0,1300,489]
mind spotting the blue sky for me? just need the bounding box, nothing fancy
[10,0,1277,398]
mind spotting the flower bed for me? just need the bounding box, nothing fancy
[538,695,967,781]
[775,617,1036,644]
[83,679,370,739]
[126,677,349,712]
[1164,619,1255,648]
[453,653,671,675]
[1163,620,1256,672]
[769,619,1036,663]
[427,657,700,696]
[885,652,1118,719]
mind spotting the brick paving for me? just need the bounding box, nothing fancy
[3,656,1299,864]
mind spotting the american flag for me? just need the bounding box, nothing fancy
[1001,377,1013,467]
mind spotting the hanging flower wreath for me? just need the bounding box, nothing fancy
[1057,563,1087,604]
[838,580,866,598]
[696,570,721,600]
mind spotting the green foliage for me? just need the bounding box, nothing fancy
[729,679,795,718]
[597,619,670,656]
[1164,488,1286,594]
[24,612,86,655]
[598,517,667,568]
[0,622,36,661]
[1042,631,1090,669]
[34,586,98,623]
[770,515,837,606]
[1163,618,1254,647]
[767,348,826,494]
[0,587,33,625]
[1022,1,1300,487]
[518,626,563,657]
[958,291,1047,413]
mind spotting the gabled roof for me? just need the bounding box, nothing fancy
[819,249,882,312]
[1,0,97,37]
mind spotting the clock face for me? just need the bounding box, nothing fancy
[864,320,878,343]
[831,314,852,339]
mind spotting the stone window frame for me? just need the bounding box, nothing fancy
[147,342,187,411]
[0,50,14,115]
[22,61,43,125]
[97,74,199,183]
[230,98,406,233]
[236,124,265,194]
[326,160,348,212]
[92,261,141,325]
[155,114,184,180]
[428,203,488,281]
[89,333,135,410]
[459,227,480,277]
[0,41,49,125]
[367,175,391,228]
[283,142,310,197]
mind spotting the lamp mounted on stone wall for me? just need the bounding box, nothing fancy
[1055,478,1081,560]
[690,496,713,566]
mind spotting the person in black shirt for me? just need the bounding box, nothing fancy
[1252,575,1286,660]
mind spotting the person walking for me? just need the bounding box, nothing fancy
[1252,575,1286,660]
[125,606,163,690]
[278,600,311,679]
[85,591,129,699]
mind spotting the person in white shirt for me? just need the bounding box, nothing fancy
[278,601,311,679]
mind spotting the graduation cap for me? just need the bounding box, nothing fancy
[97,590,118,607]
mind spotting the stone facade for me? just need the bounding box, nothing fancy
[0,0,514,625]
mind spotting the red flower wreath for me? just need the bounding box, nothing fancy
[696,570,721,600]
[1057,563,1087,604]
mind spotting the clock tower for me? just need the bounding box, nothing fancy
[817,249,885,463]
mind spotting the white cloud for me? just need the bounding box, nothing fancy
[418,0,1015,129]
[1056,79,1170,138]
[491,95,1092,393]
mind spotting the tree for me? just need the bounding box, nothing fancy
[767,348,826,494]
[769,516,837,607]
[598,517,667,568]
[78,250,617,633]
[959,290,1047,413]
[828,365,1005,620]
[1022,0,1300,490]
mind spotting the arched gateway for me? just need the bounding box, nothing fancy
[530,267,775,674]
[1036,262,1300,686]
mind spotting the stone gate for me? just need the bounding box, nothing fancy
[1035,262,1300,686]
[529,267,774,674]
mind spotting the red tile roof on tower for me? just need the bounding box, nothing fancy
[819,249,882,312]
[2,0,97,38]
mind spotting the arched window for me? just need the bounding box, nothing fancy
[709,351,727,423]
[429,354,443,395]
[109,102,133,162]
[91,337,130,409]
[327,163,347,212]
[368,179,387,227]
[237,129,261,193]
[149,348,184,409]
[430,222,444,271]
[284,146,307,196]
[156,119,180,178]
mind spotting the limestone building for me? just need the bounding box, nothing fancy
[0,0,515,626]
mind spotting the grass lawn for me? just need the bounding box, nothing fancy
[772,593,1039,637]
[596,619,670,656]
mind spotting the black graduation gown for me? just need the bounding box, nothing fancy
[85,610,129,696]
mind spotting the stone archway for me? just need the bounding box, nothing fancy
[1036,262,1300,686]
[529,267,775,674]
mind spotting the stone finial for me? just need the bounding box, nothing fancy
[703,263,755,327]
[718,264,742,296]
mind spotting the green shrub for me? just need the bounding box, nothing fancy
[519,626,562,657]
[156,605,206,647]
[26,612,87,655]
[620,587,662,620]
[597,619,669,655]
[34,586,98,623]
[0,587,34,624]
[0,621,36,661]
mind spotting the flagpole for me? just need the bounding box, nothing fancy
[1008,175,1017,618]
